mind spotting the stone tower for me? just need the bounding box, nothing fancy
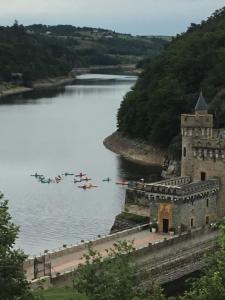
[181,91,225,217]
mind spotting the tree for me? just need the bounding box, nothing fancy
[117,6,225,147]
[179,221,225,300]
[73,240,165,300]
[0,193,32,300]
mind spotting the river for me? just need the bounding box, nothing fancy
[0,74,161,256]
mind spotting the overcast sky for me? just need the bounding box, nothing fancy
[0,0,224,35]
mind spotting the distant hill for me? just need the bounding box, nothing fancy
[117,7,225,148]
[26,24,168,67]
[0,23,168,83]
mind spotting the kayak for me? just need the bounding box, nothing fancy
[78,184,90,189]
[40,178,51,184]
[62,172,74,176]
[88,184,98,188]
[55,176,62,183]
[81,177,91,181]
[116,181,129,185]
[74,179,82,183]
[31,173,43,177]
[75,173,86,177]
[102,178,111,182]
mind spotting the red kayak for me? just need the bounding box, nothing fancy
[75,173,86,177]
[116,181,129,185]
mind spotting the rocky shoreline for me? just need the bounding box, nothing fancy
[0,76,76,99]
[103,131,166,167]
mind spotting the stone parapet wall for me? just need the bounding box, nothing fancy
[181,113,213,130]
[133,227,216,258]
[145,176,191,187]
[30,228,218,289]
[24,223,149,280]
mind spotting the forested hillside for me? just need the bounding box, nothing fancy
[117,7,225,148]
[0,23,78,82]
[26,24,168,66]
[0,22,168,83]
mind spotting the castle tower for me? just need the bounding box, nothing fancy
[181,91,213,178]
[181,91,225,217]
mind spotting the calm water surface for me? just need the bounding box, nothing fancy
[0,74,161,255]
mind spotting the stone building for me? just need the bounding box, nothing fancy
[125,92,225,233]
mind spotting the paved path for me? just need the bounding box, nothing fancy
[50,230,164,276]
[26,230,165,280]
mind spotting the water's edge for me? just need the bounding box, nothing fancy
[0,76,76,98]
[104,131,166,167]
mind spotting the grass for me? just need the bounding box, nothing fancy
[33,287,87,300]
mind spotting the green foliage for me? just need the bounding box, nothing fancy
[33,287,87,300]
[179,221,225,300]
[117,7,225,147]
[0,25,76,82]
[34,219,225,300]
[73,240,165,300]
[0,23,167,84]
[73,240,136,300]
[0,193,32,300]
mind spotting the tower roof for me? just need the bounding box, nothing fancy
[195,91,208,112]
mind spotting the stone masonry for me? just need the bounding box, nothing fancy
[125,92,224,233]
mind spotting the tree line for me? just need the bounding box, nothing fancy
[117,7,225,151]
[0,22,168,85]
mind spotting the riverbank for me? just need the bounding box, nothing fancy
[0,76,76,99]
[103,131,166,167]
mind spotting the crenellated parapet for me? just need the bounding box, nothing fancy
[127,178,219,204]
[181,114,213,141]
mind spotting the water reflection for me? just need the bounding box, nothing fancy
[117,156,161,182]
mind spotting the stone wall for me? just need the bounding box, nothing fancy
[126,179,219,233]
[24,224,149,281]
[134,228,218,286]
[181,111,225,217]
[30,228,218,289]
[125,189,149,207]
[173,194,218,230]
[181,114,213,129]
[191,159,225,217]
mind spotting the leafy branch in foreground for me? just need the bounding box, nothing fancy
[0,193,32,300]
[73,240,165,300]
